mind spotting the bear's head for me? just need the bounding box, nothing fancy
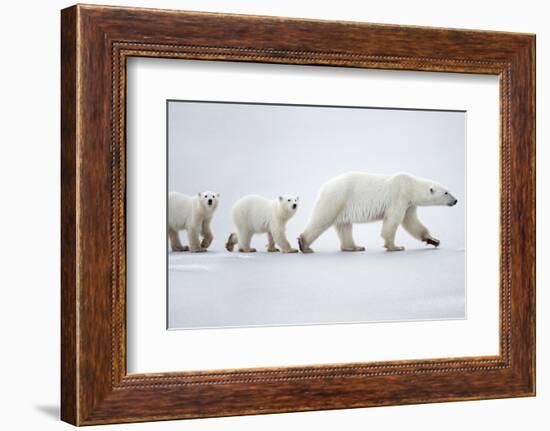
[198,191,220,212]
[278,194,299,217]
[423,183,458,207]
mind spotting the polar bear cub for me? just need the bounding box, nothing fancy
[168,191,219,252]
[226,194,299,253]
[298,172,458,253]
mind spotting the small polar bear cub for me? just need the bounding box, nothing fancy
[298,172,458,253]
[168,191,219,252]
[226,194,299,253]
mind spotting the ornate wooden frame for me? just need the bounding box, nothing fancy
[61,4,535,425]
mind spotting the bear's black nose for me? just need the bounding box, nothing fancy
[292,204,297,209]
[208,199,212,205]
[450,199,458,206]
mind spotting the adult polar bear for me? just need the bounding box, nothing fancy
[298,172,458,253]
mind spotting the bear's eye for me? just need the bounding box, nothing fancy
[444,192,448,195]
[288,199,291,202]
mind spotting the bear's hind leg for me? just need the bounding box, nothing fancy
[299,199,340,253]
[169,230,189,252]
[335,224,365,252]
[225,233,238,252]
[200,218,214,249]
[266,232,280,252]
[188,226,207,252]
[237,229,256,253]
[298,219,334,253]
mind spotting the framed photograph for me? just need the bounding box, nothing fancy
[61,4,536,425]
[164,100,465,331]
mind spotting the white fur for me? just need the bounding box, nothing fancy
[226,194,299,253]
[168,191,219,252]
[298,172,458,253]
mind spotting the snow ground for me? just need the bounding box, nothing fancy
[168,244,465,330]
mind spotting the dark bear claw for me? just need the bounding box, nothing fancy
[424,238,440,247]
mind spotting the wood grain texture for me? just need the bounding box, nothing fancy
[60,5,78,425]
[60,4,536,425]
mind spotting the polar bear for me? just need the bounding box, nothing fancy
[297,172,458,253]
[168,191,219,252]
[226,194,299,253]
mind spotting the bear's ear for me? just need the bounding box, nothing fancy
[216,192,220,198]
[279,196,283,201]
[197,192,202,198]
[295,196,299,201]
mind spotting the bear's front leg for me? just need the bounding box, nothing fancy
[266,231,280,252]
[401,206,440,247]
[272,224,298,253]
[200,218,214,249]
[423,236,440,247]
[382,208,406,252]
[188,227,207,252]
